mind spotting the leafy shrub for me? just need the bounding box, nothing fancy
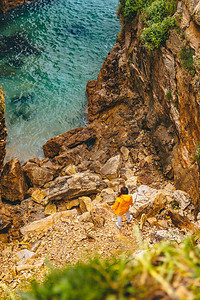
[145,0,169,24]
[141,16,176,50]
[118,0,177,50]
[19,256,131,300]
[141,0,177,49]
[118,0,153,20]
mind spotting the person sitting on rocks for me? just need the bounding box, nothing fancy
[111,186,133,229]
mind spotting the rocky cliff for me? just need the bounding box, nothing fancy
[115,0,200,213]
[2,1,200,293]
[70,0,200,214]
[1,0,200,242]
[44,0,200,212]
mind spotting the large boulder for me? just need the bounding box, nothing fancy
[0,202,26,240]
[131,185,192,218]
[52,144,87,167]
[43,126,96,158]
[100,155,122,180]
[0,158,28,201]
[20,209,78,235]
[23,162,54,187]
[44,171,107,202]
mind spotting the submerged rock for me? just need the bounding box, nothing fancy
[9,94,36,121]
[0,32,41,59]
[13,102,35,121]
[67,23,89,36]
[0,66,16,77]
[6,57,24,68]
[11,94,34,104]
[57,23,89,37]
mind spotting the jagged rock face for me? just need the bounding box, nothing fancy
[40,1,200,213]
[0,158,28,201]
[185,0,200,26]
[113,1,200,212]
[2,0,200,241]
[0,89,7,171]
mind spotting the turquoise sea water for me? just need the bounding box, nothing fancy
[0,0,120,162]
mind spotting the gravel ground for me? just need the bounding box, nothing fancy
[0,204,140,297]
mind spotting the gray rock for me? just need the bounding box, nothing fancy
[16,249,35,265]
[78,212,93,223]
[100,188,118,205]
[172,190,191,211]
[44,171,107,202]
[20,209,78,235]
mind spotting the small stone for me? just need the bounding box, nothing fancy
[64,165,77,175]
[16,249,35,265]
[164,183,176,191]
[66,199,79,210]
[31,189,48,206]
[78,212,92,223]
[92,195,102,205]
[175,285,193,300]
[120,146,130,161]
[79,197,93,213]
[45,203,57,216]
[0,233,8,243]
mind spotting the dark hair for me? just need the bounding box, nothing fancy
[118,186,128,196]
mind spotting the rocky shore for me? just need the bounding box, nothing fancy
[1,0,200,296]
[0,0,35,13]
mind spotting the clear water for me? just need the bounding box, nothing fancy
[0,0,120,162]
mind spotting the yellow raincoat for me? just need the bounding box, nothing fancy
[111,194,133,216]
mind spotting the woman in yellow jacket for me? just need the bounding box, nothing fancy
[111,186,133,229]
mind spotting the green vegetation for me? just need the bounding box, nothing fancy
[118,0,177,50]
[165,90,171,100]
[194,143,200,166]
[179,46,196,76]
[19,256,131,300]
[117,0,154,20]
[2,232,198,299]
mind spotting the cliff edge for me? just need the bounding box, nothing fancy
[1,0,200,241]
[114,0,200,212]
[44,0,200,211]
